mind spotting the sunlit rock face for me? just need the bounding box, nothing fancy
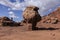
[40,7,60,24]
[36,7,60,28]
[23,6,41,23]
[48,7,60,22]
[22,6,41,30]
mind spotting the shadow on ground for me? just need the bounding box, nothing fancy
[33,27,60,30]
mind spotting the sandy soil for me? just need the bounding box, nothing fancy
[0,27,60,40]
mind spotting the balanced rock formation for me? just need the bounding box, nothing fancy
[23,6,41,30]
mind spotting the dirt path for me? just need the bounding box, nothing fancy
[0,27,60,40]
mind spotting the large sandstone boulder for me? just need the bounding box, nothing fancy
[23,6,41,30]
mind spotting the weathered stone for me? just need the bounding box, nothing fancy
[23,6,41,30]
[0,16,20,26]
[50,17,58,24]
[36,7,60,28]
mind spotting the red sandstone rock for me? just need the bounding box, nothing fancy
[36,7,60,28]
[22,6,41,30]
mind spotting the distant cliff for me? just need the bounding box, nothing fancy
[0,16,20,26]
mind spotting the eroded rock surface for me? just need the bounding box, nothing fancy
[22,6,41,30]
[0,16,20,26]
[37,7,60,28]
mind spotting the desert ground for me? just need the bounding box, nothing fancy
[0,27,60,40]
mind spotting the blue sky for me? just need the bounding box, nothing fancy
[0,4,23,22]
[0,0,60,22]
[0,0,24,22]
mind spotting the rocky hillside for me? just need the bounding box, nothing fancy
[48,7,60,21]
[36,7,60,28]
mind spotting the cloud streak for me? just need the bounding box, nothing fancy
[0,0,60,16]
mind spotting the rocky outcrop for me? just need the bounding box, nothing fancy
[22,6,41,30]
[41,16,58,24]
[23,6,41,23]
[36,7,60,28]
[41,7,60,24]
[0,16,20,26]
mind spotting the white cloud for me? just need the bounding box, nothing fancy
[9,11,14,14]
[8,8,11,11]
[9,11,19,18]
[0,0,60,16]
